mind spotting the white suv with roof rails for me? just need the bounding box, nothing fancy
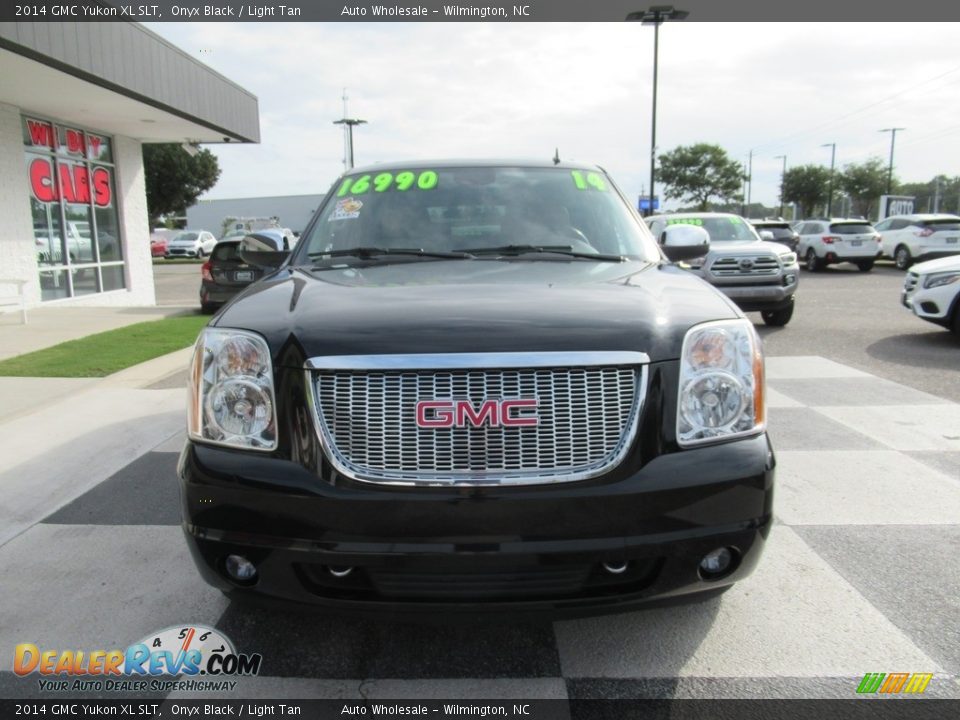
[901,255,960,335]
[794,219,881,272]
[875,214,960,270]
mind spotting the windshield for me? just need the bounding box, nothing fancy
[667,216,758,242]
[923,219,960,231]
[830,223,875,234]
[173,232,200,242]
[296,166,659,264]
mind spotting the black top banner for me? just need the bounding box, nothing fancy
[5,0,960,22]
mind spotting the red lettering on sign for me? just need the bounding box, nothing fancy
[92,167,111,207]
[71,165,90,204]
[57,164,76,203]
[30,158,57,202]
[27,120,54,148]
[87,136,102,158]
[66,129,84,154]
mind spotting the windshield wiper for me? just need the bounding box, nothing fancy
[308,246,474,261]
[458,244,624,262]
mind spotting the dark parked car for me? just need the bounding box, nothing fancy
[198,232,283,313]
[181,160,774,617]
[748,219,800,253]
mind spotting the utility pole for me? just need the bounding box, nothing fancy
[879,127,905,195]
[746,149,753,217]
[334,89,367,171]
[821,143,836,217]
[773,155,787,217]
[934,177,941,213]
[627,6,689,215]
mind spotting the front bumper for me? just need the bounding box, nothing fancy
[902,281,960,326]
[713,280,797,312]
[179,433,775,618]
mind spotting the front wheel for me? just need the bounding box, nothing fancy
[761,302,794,326]
[856,260,874,272]
[952,306,960,337]
[805,248,823,272]
[894,245,912,270]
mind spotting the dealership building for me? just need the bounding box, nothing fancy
[0,22,259,308]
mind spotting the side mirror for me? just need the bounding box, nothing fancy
[239,234,290,271]
[758,230,774,241]
[660,224,710,262]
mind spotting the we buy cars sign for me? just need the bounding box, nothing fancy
[25,119,112,208]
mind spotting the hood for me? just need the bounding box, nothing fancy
[911,255,960,274]
[214,259,741,366]
[707,240,792,256]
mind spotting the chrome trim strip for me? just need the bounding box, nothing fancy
[305,360,648,488]
[305,351,650,371]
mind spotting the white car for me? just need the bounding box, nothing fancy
[875,214,960,270]
[794,218,881,272]
[901,255,960,335]
[165,230,218,258]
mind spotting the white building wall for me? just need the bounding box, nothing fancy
[0,104,155,309]
[0,102,41,306]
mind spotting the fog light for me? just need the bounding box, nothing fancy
[699,547,733,579]
[225,554,258,583]
[784,274,796,285]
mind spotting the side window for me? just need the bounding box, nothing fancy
[874,219,889,231]
[648,220,664,241]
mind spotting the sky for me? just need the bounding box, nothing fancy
[146,21,960,212]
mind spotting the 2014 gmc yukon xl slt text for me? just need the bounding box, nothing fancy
[179,161,775,617]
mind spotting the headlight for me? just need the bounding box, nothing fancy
[779,252,797,265]
[681,257,706,269]
[187,328,278,451]
[923,272,960,289]
[677,319,765,447]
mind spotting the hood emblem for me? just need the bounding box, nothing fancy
[738,258,755,270]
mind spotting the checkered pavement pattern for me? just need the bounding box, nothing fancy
[1,356,957,700]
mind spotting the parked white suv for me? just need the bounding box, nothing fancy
[901,256,960,335]
[165,230,217,258]
[794,219,881,272]
[875,214,960,270]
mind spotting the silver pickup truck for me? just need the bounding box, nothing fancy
[647,212,800,326]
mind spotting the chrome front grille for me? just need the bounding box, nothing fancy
[710,255,780,277]
[307,352,646,486]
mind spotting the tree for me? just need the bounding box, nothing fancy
[838,158,889,218]
[657,143,745,210]
[898,175,960,214]
[142,144,221,226]
[782,165,831,218]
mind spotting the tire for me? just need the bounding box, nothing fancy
[805,248,823,272]
[200,302,218,315]
[952,306,960,338]
[856,260,874,272]
[197,249,205,259]
[761,302,794,327]
[894,245,912,270]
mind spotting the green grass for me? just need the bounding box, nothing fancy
[0,314,210,378]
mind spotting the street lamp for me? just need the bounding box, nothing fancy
[821,143,836,217]
[879,127,905,195]
[333,117,367,170]
[627,6,689,216]
[773,154,786,217]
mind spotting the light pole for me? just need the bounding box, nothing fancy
[821,143,836,217]
[746,149,754,216]
[879,127,905,195]
[773,154,786,217]
[627,6,689,216]
[333,118,367,170]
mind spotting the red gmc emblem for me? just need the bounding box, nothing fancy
[415,399,539,428]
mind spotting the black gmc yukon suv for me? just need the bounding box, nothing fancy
[180,160,775,617]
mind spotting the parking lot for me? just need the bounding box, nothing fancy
[1,259,957,701]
